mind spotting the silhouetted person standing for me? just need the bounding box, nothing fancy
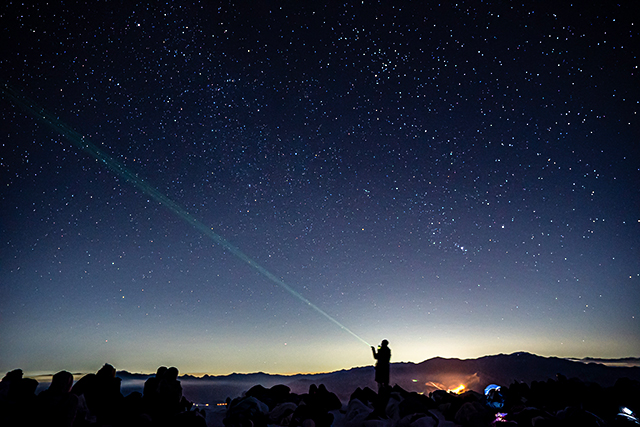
[371,339,391,391]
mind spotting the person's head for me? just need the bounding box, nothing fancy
[97,363,116,379]
[165,367,179,381]
[381,340,389,347]
[156,366,168,378]
[2,369,23,383]
[50,371,74,393]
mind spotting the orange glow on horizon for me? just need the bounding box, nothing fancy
[448,384,466,394]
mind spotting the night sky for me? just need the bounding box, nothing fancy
[1,2,638,377]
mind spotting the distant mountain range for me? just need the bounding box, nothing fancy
[569,356,640,365]
[116,352,640,403]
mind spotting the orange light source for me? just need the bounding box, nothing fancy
[448,384,465,394]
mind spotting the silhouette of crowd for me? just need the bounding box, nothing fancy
[221,373,639,427]
[1,365,639,427]
[0,364,205,427]
[223,382,342,427]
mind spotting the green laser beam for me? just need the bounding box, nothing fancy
[2,82,371,348]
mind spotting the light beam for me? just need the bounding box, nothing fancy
[1,82,371,348]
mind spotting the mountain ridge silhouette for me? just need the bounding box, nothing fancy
[109,352,640,403]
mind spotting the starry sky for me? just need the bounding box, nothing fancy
[1,1,638,377]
